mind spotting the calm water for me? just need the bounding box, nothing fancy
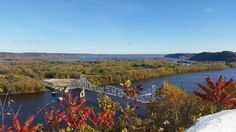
[136,68,236,92]
[2,68,236,125]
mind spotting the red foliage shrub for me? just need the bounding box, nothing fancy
[96,94,119,131]
[0,124,13,132]
[97,110,116,127]
[122,80,143,99]
[45,107,64,125]
[194,75,236,109]
[58,92,97,129]
[12,114,40,132]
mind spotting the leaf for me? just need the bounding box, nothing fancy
[122,128,128,132]
[194,92,207,100]
[216,76,224,96]
[216,75,224,87]
[30,124,41,132]
[196,83,216,99]
[219,94,231,104]
[13,115,21,131]
[206,76,217,90]
[194,91,216,103]
[224,79,234,89]
[225,98,236,104]
[23,115,35,131]
[66,127,71,131]
[125,80,132,87]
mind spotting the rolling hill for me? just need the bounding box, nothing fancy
[165,51,236,62]
[190,51,236,62]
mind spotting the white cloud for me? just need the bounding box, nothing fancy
[205,7,215,13]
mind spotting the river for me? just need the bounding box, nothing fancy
[1,68,236,125]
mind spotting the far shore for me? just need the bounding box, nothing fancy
[1,67,234,96]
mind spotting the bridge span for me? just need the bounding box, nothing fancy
[43,75,159,103]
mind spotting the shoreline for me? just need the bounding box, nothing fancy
[0,89,48,96]
[1,67,234,96]
[109,67,230,87]
[132,68,230,85]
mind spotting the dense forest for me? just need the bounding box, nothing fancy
[0,59,228,94]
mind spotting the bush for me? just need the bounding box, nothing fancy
[1,78,232,131]
[145,82,216,131]
[194,76,236,110]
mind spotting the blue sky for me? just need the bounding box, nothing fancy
[0,0,236,54]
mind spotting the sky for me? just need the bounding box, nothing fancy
[0,0,236,54]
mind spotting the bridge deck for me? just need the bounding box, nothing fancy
[42,75,158,104]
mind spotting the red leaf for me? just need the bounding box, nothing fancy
[206,76,217,90]
[226,98,236,104]
[219,94,231,104]
[23,116,35,131]
[30,124,41,132]
[216,76,224,96]
[13,114,21,131]
[216,75,224,87]
[196,83,216,99]
[224,79,234,89]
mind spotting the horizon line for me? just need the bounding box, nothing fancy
[0,50,234,55]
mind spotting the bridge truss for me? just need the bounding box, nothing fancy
[51,75,159,103]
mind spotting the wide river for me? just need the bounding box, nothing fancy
[2,68,236,125]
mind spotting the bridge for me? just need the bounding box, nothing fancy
[43,75,159,103]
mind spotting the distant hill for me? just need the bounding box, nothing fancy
[0,52,79,60]
[0,52,164,61]
[190,51,236,62]
[164,53,196,59]
[165,51,236,62]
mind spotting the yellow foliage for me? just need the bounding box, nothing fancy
[145,82,217,131]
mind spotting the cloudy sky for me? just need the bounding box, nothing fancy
[0,0,236,54]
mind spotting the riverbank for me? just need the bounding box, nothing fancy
[0,59,228,94]
[0,89,47,96]
[132,67,229,86]
[135,68,236,93]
